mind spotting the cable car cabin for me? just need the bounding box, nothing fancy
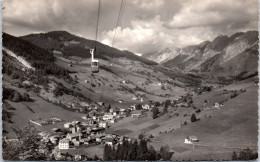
[90,48,99,73]
[91,60,99,73]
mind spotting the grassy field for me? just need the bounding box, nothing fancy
[106,107,199,138]
[3,90,87,138]
[55,56,187,107]
[149,82,258,161]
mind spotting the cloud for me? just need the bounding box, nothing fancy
[171,27,215,47]
[168,0,258,31]
[101,0,258,54]
[101,15,173,54]
[132,0,164,10]
[2,0,121,38]
[2,0,258,55]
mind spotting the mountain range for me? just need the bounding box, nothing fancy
[21,31,157,66]
[143,31,258,77]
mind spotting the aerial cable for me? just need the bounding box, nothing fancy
[89,0,101,101]
[94,0,101,48]
[111,0,124,48]
[99,0,125,102]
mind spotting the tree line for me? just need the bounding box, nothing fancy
[232,148,258,160]
[3,87,31,102]
[103,138,173,161]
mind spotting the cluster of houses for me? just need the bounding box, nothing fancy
[36,100,175,160]
[38,118,134,160]
[132,95,144,102]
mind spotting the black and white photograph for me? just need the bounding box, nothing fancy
[1,0,259,161]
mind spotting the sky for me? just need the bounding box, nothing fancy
[2,0,259,55]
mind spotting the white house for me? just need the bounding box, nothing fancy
[120,108,126,112]
[99,121,107,128]
[97,102,105,106]
[64,122,72,129]
[103,114,114,121]
[132,96,138,100]
[74,155,82,161]
[79,102,90,107]
[50,136,59,144]
[142,104,150,110]
[113,112,117,116]
[131,110,143,118]
[184,136,199,144]
[184,138,192,144]
[71,120,80,125]
[130,105,136,110]
[59,139,69,149]
[108,119,116,123]
[214,102,220,108]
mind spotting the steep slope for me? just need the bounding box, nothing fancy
[163,31,258,76]
[21,31,157,66]
[143,48,183,63]
[201,41,259,75]
[2,47,35,70]
[3,33,71,79]
[4,32,201,107]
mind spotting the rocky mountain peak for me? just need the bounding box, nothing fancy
[210,34,229,51]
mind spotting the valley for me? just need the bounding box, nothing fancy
[2,31,258,161]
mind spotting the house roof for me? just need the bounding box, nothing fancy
[52,128,61,132]
[68,132,82,138]
[64,122,72,125]
[92,127,105,131]
[59,138,69,143]
[188,136,198,140]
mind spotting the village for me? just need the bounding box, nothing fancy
[34,85,234,161]
[36,100,165,160]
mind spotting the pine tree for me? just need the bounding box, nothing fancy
[152,107,159,119]
[191,113,197,122]
[128,140,138,160]
[138,133,144,140]
[121,139,129,160]
[136,104,142,110]
[13,91,22,102]
[103,144,110,161]
[160,145,173,160]
[147,145,157,160]
[93,154,99,161]
[138,139,148,160]
[3,125,47,160]
[232,151,237,160]
[164,99,171,108]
